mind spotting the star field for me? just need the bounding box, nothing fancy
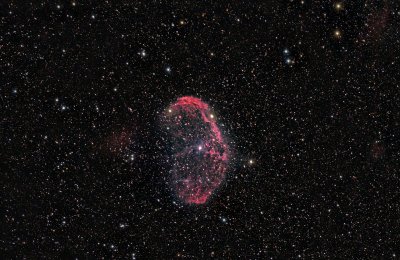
[1,0,400,258]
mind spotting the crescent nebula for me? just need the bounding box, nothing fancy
[161,96,230,204]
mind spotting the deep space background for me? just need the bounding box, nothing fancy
[1,0,400,258]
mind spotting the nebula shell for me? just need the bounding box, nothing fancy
[162,96,230,204]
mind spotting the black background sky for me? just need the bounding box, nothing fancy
[2,0,400,258]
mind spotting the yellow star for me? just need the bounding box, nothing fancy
[334,29,342,38]
[334,2,343,11]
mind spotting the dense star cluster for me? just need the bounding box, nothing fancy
[1,1,400,258]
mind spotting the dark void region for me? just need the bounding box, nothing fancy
[162,96,230,205]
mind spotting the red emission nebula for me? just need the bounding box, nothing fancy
[162,96,230,205]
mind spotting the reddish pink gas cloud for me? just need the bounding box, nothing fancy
[164,96,230,205]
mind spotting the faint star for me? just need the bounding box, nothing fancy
[138,49,146,57]
[119,223,127,228]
